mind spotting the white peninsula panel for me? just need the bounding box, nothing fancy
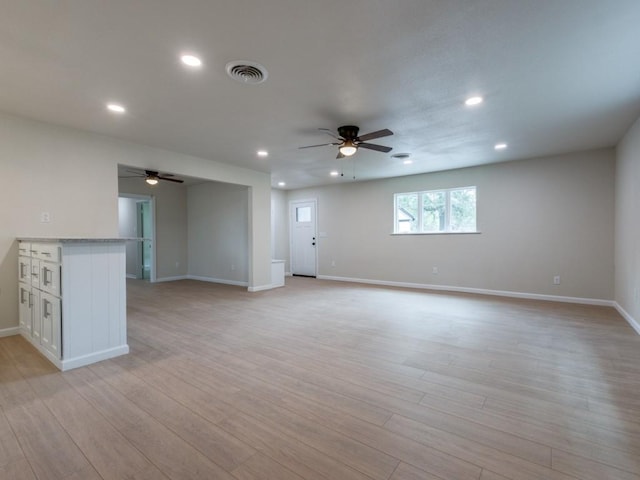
[18,238,129,370]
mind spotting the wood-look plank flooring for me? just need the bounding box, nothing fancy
[1,277,640,480]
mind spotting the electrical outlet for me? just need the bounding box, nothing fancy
[432,266,439,274]
[553,275,561,285]
[331,260,336,267]
[231,264,236,271]
[40,212,51,223]
[175,261,180,268]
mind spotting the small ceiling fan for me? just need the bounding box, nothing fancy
[119,169,184,185]
[299,125,393,158]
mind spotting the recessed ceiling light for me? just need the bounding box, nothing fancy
[330,171,339,177]
[106,103,126,114]
[180,54,202,68]
[494,143,508,150]
[465,96,483,106]
[403,160,413,165]
[277,181,286,187]
[257,150,268,157]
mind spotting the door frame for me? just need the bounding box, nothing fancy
[289,198,318,277]
[119,193,157,283]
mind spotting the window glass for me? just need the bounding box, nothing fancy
[296,206,311,223]
[394,186,477,234]
[395,193,418,233]
[422,191,446,232]
[450,188,476,231]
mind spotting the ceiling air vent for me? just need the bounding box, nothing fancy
[225,61,268,84]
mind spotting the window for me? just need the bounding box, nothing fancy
[394,186,476,234]
[296,206,311,223]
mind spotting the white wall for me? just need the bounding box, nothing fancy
[615,115,640,332]
[0,111,272,332]
[117,197,140,277]
[286,149,615,301]
[188,182,249,285]
[271,189,289,272]
[118,178,188,281]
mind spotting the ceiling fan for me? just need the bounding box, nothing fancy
[299,125,393,158]
[119,169,184,185]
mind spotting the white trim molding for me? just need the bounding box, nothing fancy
[248,284,277,292]
[0,327,20,338]
[614,302,640,335]
[188,275,248,287]
[60,345,130,371]
[317,275,615,307]
[154,275,189,283]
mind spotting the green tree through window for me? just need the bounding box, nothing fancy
[394,187,477,233]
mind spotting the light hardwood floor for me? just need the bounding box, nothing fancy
[1,277,640,480]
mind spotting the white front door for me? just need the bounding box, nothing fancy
[290,200,317,276]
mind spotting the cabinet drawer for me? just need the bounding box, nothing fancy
[32,243,61,263]
[18,242,31,256]
[39,262,61,297]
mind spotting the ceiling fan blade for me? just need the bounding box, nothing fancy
[357,128,393,142]
[118,175,144,178]
[299,142,339,149]
[158,176,184,183]
[358,143,393,153]
[318,128,342,140]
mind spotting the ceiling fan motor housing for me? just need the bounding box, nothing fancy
[337,125,360,140]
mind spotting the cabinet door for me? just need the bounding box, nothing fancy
[30,258,41,290]
[18,283,32,334]
[40,292,61,359]
[18,256,31,284]
[31,288,42,343]
[40,262,61,296]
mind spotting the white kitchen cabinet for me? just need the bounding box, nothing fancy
[17,238,129,371]
[40,291,61,358]
[18,282,33,334]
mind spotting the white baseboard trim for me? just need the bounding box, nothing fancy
[285,271,293,277]
[61,345,130,371]
[316,275,614,307]
[187,275,248,287]
[154,275,189,283]
[0,327,19,338]
[614,302,640,335]
[248,284,278,292]
[126,274,137,279]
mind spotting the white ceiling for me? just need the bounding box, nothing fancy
[2,1,640,189]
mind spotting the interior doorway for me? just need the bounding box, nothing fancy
[118,194,156,282]
[137,201,152,280]
[290,199,317,277]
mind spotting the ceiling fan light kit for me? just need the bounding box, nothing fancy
[339,139,358,157]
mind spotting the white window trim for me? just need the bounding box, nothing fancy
[393,186,478,234]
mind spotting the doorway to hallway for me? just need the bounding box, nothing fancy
[118,194,156,282]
